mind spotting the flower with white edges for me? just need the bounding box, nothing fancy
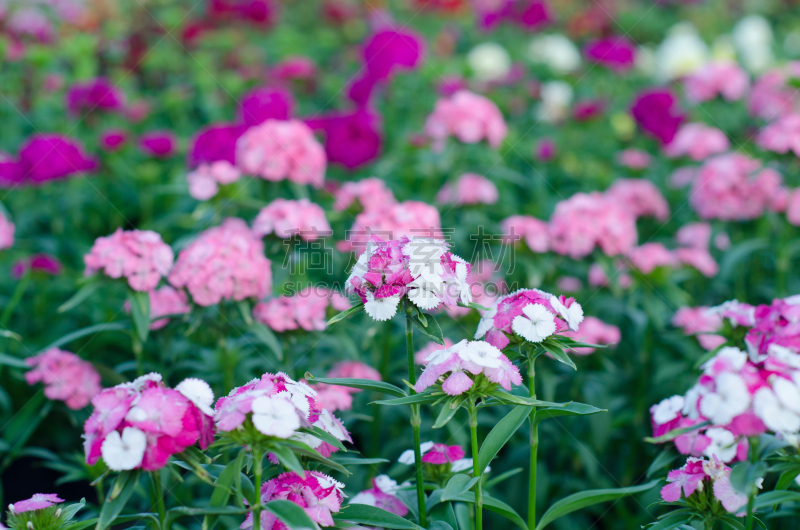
[699,373,750,425]
[364,291,401,322]
[753,377,800,434]
[459,341,502,368]
[652,395,685,425]
[101,427,147,471]
[703,428,738,463]
[549,295,583,332]
[251,396,302,438]
[427,339,467,365]
[512,304,557,343]
[407,278,443,310]
[176,378,215,416]
[404,239,447,282]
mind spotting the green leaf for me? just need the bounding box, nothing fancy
[646,513,693,530]
[486,391,565,408]
[534,479,661,530]
[204,449,246,530]
[280,440,350,475]
[305,376,407,398]
[730,461,767,495]
[753,490,800,509]
[541,343,576,370]
[326,304,364,327]
[484,468,523,489]
[478,405,529,472]
[269,445,305,474]
[441,474,480,502]
[646,449,679,479]
[451,493,526,530]
[95,470,141,530]
[0,393,52,467]
[373,392,441,406]
[249,322,284,361]
[129,290,150,343]
[41,322,129,352]
[298,426,346,452]
[58,282,101,313]
[775,468,800,491]
[336,504,421,529]
[263,499,319,529]
[333,456,389,466]
[428,523,455,530]
[644,421,711,444]
[432,398,464,429]
[0,353,28,369]
[533,402,606,427]
[409,313,444,345]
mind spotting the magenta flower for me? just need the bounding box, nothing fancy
[9,494,64,514]
[584,37,636,72]
[65,77,126,116]
[535,138,557,161]
[99,129,128,152]
[572,99,605,121]
[421,443,465,464]
[188,122,248,167]
[475,0,552,32]
[84,228,174,292]
[630,88,685,145]
[25,348,101,410]
[12,253,62,279]
[238,86,294,126]
[208,0,278,27]
[139,131,177,158]
[305,108,383,170]
[18,134,98,184]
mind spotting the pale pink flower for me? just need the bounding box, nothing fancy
[252,198,331,240]
[168,218,272,306]
[340,202,441,252]
[664,123,730,161]
[332,177,396,212]
[562,316,620,355]
[749,64,800,121]
[84,229,174,292]
[253,288,344,332]
[683,62,749,103]
[424,90,507,151]
[628,243,678,274]
[501,215,549,253]
[311,384,353,412]
[675,247,719,277]
[0,211,14,250]
[617,148,651,169]
[670,167,698,188]
[146,286,190,330]
[713,470,749,513]
[661,458,707,502]
[187,161,241,200]
[588,261,632,289]
[787,188,800,226]
[436,173,498,205]
[25,348,101,410]
[9,494,63,514]
[672,306,724,350]
[557,276,582,292]
[415,339,521,394]
[236,119,326,187]
[606,179,670,221]
[757,113,800,157]
[676,222,711,249]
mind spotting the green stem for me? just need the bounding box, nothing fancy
[220,337,234,394]
[152,470,166,530]
[252,447,263,530]
[405,304,427,527]
[1,272,29,328]
[528,354,538,530]
[132,335,144,376]
[744,495,754,530]
[469,402,483,530]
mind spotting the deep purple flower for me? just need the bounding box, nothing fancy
[238,86,294,126]
[208,0,277,26]
[584,36,637,72]
[630,89,685,145]
[572,99,605,121]
[139,131,177,158]
[476,0,552,32]
[12,254,63,279]
[516,0,553,30]
[306,108,382,170]
[18,134,98,184]
[0,152,22,187]
[65,77,126,116]
[535,138,557,161]
[99,129,128,152]
[188,122,247,168]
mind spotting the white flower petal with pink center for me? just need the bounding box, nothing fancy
[364,292,400,322]
[176,378,215,416]
[251,396,301,438]
[512,303,556,343]
[652,395,685,425]
[407,278,442,310]
[699,373,750,425]
[274,390,311,419]
[458,340,502,368]
[549,295,583,331]
[101,427,146,471]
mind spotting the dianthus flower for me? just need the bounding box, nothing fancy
[8,493,64,514]
[252,198,330,240]
[139,131,177,158]
[664,123,730,161]
[84,228,174,292]
[17,134,98,184]
[333,177,395,212]
[0,211,14,250]
[350,475,408,517]
[562,316,620,355]
[548,192,638,258]
[424,90,507,152]
[25,348,101,410]
[236,119,326,187]
[65,77,126,116]
[168,218,271,306]
[422,443,465,464]
[188,122,248,168]
[186,161,241,200]
[583,36,636,72]
[690,153,783,221]
[305,108,382,170]
[253,288,343,332]
[346,236,471,321]
[630,88,685,145]
[124,286,190,330]
[606,179,670,221]
[241,471,344,529]
[756,113,800,157]
[440,260,504,319]
[787,188,800,226]
[238,86,294,126]
[748,64,800,121]
[415,339,455,364]
[12,253,62,278]
[501,215,549,253]
[475,288,582,350]
[676,222,712,249]
[83,374,215,471]
[99,129,128,152]
[415,339,521,395]
[436,173,498,205]
[617,149,651,169]
[339,201,441,253]
[683,61,749,103]
[660,456,751,515]
[628,243,679,274]
[672,306,726,350]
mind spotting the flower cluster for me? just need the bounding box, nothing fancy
[332,177,395,212]
[415,339,521,395]
[347,237,471,321]
[398,441,482,475]
[65,77,126,116]
[83,374,215,471]
[84,228,174,292]
[475,288,583,350]
[757,113,800,157]
[663,123,730,161]
[660,456,751,514]
[252,198,331,240]
[341,200,442,253]
[25,348,101,410]
[186,160,242,200]
[236,119,326,187]
[241,471,344,529]
[436,173,499,205]
[168,218,272,306]
[350,475,408,518]
[0,134,97,187]
[253,288,350,332]
[630,88,685,144]
[424,90,507,151]
[683,61,749,103]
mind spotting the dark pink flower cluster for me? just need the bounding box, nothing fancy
[12,253,62,278]
[757,113,800,157]
[253,287,350,333]
[65,77,126,116]
[305,108,382,170]
[583,36,636,72]
[238,86,294,126]
[0,134,97,187]
[424,90,507,152]
[475,0,553,31]
[84,228,174,292]
[25,347,101,410]
[83,374,215,471]
[168,218,272,306]
[630,88,685,145]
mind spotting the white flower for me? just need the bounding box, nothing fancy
[398,441,434,465]
[536,81,573,123]
[293,431,323,449]
[699,373,750,425]
[475,307,497,339]
[428,339,466,365]
[703,428,738,463]
[549,295,583,331]
[702,347,747,375]
[655,23,709,80]
[176,378,215,416]
[101,427,146,471]
[682,385,703,419]
[768,344,800,369]
[403,238,448,282]
[407,278,443,310]
[119,372,162,391]
[274,390,311,419]
[733,15,772,49]
[459,340,502,368]
[286,379,317,398]
[652,395,685,425]
[374,475,401,494]
[451,458,491,474]
[316,409,348,441]
[512,303,556,343]
[753,377,800,434]
[527,34,581,74]
[251,396,302,438]
[364,291,401,322]
[449,255,472,305]
[467,42,512,82]
[349,491,378,506]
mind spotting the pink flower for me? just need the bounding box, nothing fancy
[238,86,294,126]
[305,109,382,170]
[139,131,177,158]
[562,316,619,355]
[475,0,553,31]
[683,62,749,103]
[99,129,128,152]
[436,173,498,205]
[674,247,719,277]
[787,188,800,226]
[273,56,317,83]
[85,228,173,292]
[749,65,800,121]
[424,90,507,152]
[661,458,708,502]
[676,222,711,249]
[333,177,395,212]
[535,138,557,161]
[327,361,381,387]
[501,215,549,253]
[189,123,247,168]
[209,0,278,27]
[9,494,64,514]
[127,286,190,330]
[713,469,749,514]
[617,149,651,169]
[583,36,636,72]
[548,192,638,258]
[311,384,353,412]
[350,476,408,517]
[65,77,126,116]
[630,88,685,145]
[253,288,336,332]
[691,153,783,221]
[241,471,344,529]
[421,443,465,464]
[606,179,670,221]
[757,113,800,157]
[0,212,14,250]
[252,198,330,240]
[628,243,677,274]
[168,218,271,306]
[340,202,441,253]
[16,134,98,184]
[236,119,326,187]
[25,348,101,410]
[415,338,455,364]
[664,123,730,161]
[572,99,605,121]
[672,307,723,344]
[186,161,242,200]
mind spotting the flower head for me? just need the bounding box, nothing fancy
[85,229,174,292]
[25,348,101,410]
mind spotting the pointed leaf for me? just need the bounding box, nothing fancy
[58,282,101,313]
[306,376,406,398]
[432,399,464,429]
[336,504,421,529]
[478,405,529,472]
[326,304,364,327]
[95,471,141,530]
[441,474,480,502]
[249,322,283,361]
[541,343,576,370]
[263,499,318,529]
[753,490,800,509]
[373,392,441,406]
[0,353,28,369]
[409,313,444,345]
[533,402,605,427]
[42,322,129,352]
[129,290,150,343]
[451,493,526,530]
